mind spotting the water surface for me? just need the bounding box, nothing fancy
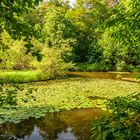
[1,72,139,140]
[0,108,102,140]
[67,72,139,81]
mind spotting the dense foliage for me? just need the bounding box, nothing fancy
[99,0,140,71]
[91,93,140,140]
[0,1,140,139]
[1,0,139,73]
[0,0,42,38]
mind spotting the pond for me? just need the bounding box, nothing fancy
[67,72,139,81]
[0,108,102,140]
[0,72,139,140]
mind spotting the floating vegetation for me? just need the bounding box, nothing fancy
[0,78,140,124]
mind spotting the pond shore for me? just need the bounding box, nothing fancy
[0,70,140,83]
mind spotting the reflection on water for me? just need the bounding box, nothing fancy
[8,127,77,140]
[57,127,77,140]
[9,126,43,140]
[1,72,136,140]
[66,72,138,81]
[0,108,102,140]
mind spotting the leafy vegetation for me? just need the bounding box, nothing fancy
[0,0,140,139]
[75,63,112,72]
[98,0,140,71]
[0,31,73,78]
[0,71,48,83]
[0,78,140,124]
[0,0,43,39]
[133,74,140,80]
[1,0,139,73]
[91,93,140,140]
[0,0,140,72]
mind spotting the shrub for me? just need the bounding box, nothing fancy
[91,93,140,140]
[131,65,140,72]
[0,31,33,70]
[31,38,74,78]
[75,63,113,72]
[0,32,74,79]
[116,61,133,72]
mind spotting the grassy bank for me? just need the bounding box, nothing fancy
[0,71,49,83]
[0,78,140,124]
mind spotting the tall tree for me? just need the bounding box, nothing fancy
[98,0,140,70]
[0,0,42,38]
[66,0,111,62]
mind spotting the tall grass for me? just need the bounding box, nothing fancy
[0,71,49,83]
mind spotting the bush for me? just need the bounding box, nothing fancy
[132,74,140,80]
[31,38,74,78]
[116,61,133,72]
[74,62,140,72]
[0,31,33,70]
[131,65,140,72]
[0,32,74,79]
[91,93,140,140]
[75,63,113,72]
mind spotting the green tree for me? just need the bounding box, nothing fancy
[66,0,111,62]
[98,0,140,71]
[0,0,42,31]
[0,31,33,69]
[30,38,74,78]
[0,0,44,59]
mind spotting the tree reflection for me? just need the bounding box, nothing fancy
[0,108,102,140]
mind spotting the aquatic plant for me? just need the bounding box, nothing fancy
[0,78,140,125]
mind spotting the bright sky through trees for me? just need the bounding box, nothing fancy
[70,0,75,4]
[43,0,75,3]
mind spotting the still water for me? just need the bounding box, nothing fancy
[0,108,102,140]
[67,72,138,81]
[0,72,139,140]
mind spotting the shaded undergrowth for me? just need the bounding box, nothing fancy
[91,93,140,140]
